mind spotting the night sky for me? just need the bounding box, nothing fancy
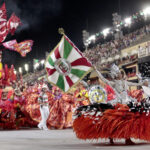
[1,0,150,71]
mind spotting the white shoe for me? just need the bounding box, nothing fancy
[43,127,49,131]
[38,124,43,130]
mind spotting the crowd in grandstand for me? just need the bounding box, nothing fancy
[84,24,150,69]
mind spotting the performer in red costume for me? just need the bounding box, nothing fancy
[47,86,75,129]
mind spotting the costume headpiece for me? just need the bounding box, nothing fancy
[110,64,120,78]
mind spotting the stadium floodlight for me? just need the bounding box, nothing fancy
[102,28,110,37]
[34,63,39,70]
[82,30,89,46]
[116,24,120,27]
[84,41,89,46]
[85,39,91,46]
[124,17,132,26]
[88,35,96,41]
[24,64,29,72]
[115,28,120,32]
[19,67,22,73]
[143,7,150,16]
[41,60,45,65]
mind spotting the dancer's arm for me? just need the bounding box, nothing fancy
[96,70,115,86]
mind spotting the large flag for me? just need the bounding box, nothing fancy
[0,3,8,43]
[2,39,33,57]
[7,13,21,35]
[45,35,93,92]
[0,50,2,62]
[13,40,33,57]
[2,39,17,50]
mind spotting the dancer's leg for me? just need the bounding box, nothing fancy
[125,138,135,145]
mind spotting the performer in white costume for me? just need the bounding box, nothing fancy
[96,64,142,104]
[38,84,49,130]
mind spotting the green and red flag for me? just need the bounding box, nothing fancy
[45,35,93,92]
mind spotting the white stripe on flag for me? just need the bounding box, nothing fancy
[45,61,54,69]
[0,22,6,29]
[71,65,91,71]
[45,52,57,69]
[63,76,70,92]
[51,51,57,62]
[48,71,59,84]
[68,73,80,84]
[67,47,82,63]
[0,28,6,35]
[58,38,64,58]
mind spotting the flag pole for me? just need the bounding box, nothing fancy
[94,65,112,88]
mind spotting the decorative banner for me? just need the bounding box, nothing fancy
[0,3,8,43]
[4,64,9,85]
[2,39,17,50]
[45,35,93,92]
[0,3,6,20]
[89,85,107,104]
[10,64,16,81]
[0,50,2,62]
[0,62,2,79]
[14,40,33,57]
[7,13,21,35]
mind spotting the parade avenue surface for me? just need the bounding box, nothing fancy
[0,129,149,150]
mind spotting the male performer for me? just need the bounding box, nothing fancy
[38,84,49,130]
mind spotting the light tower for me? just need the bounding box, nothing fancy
[112,12,123,39]
[82,30,89,50]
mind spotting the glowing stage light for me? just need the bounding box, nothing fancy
[124,17,132,26]
[19,67,22,73]
[88,35,96,41]
[24,64,29,72]
[143,7,150,16]
[41,60,45,65]
[102,28,110,37]
[34,63,39,70]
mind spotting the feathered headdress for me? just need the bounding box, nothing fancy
[110,64,120,78]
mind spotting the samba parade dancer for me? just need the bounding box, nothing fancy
[96,64,142,104]
[48,85,78,129]
[73,64,150,145]
[38,84,50,130]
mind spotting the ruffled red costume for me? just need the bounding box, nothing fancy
[73,103,150,142]
[48,93,75,129]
